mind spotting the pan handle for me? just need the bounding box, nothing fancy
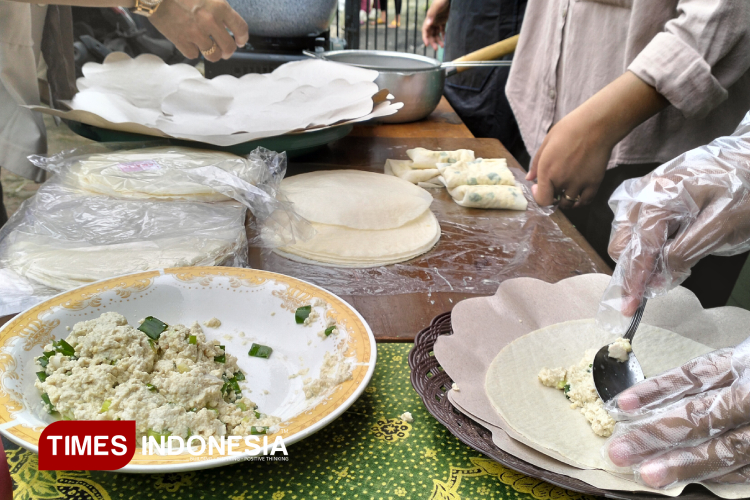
[448,34,519,75]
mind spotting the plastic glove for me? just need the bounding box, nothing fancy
[597,111,750,333]
[603,336,750,489]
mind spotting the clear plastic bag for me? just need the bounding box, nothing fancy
[29,143,312,248]
[0,144,311,316]
[0,178,248,315]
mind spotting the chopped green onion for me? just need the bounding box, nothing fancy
[214,345,225,363]
[100,400,111,413]
[230,377,242,397]
[41,393,56,414]
[250,426,268,435]
[295,305,312,324]
[146,429,171,443]
[563,384,570,394]
[146,383,158,392]
[324,325,336,336]
[254,410,262,419]
[237,401,247,411]
[52,339,75,357]
[208,408,218,415]
[186,428,192,438]
[36,371,47,382]
[188,335,197,345]
[109,359,117,365]
[37,356,49,368]
[234,371,245,381]
[556,380,566,390]
[248,343,273,359]
[138,316,168,340]
[148,339,157,352]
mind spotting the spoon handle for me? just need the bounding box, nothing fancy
[624,299,647,342]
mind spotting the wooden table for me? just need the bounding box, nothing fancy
[257,98,610,341]
[0,98,610,341]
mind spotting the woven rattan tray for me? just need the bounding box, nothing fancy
[408,311,718,500]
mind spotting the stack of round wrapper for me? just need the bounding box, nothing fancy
[275,170,441,267]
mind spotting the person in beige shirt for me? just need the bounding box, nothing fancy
[506,0,750,309]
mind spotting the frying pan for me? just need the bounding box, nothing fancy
[307,35,519,123]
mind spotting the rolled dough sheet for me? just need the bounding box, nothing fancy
[281,170,433,230]
[450,185,527,211]
[384,159,440,185]
[274,209,440,267]
[485,319,714,471]
[438,158,515,189]
[406,147,474,169]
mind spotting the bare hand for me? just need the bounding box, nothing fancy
[422,0,450,50]
[526,108,612,209]
[149,0,248,62]
[527,72,669,210]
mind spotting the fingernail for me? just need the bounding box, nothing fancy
[640,461,669,488]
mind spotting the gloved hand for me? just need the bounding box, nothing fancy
[597,111,750,333]
[150,0,249,62]
[603,336,750,489]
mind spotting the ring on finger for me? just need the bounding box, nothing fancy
[201,39,217,57]
[563,193,581,203]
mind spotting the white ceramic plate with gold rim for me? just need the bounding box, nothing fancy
[0,267,377,473]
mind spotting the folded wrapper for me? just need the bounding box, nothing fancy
[435,274,750,498]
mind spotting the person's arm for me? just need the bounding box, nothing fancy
[527,0,750,209]
[422,0,450,51]
[527,71,668,208]
[8,0,249,61]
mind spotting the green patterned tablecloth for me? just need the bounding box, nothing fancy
[4,344,590,500]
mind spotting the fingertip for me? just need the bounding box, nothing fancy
[615,391,641,412]
[607,438,635,468]
[622,296,640,317]
[639,461,670,488]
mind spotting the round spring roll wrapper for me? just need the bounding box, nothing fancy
[281,170,433,230]
[274,209,440,267]
[485,319,713,471]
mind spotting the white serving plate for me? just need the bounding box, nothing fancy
[0,267,377,472]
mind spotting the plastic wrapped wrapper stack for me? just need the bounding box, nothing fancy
[604,336,750,489]
[261,182,600,296]
[598,111,750,334]
[0,144,310,316]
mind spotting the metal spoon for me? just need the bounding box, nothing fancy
[593,299,647,403]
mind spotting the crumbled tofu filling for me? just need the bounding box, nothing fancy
[538,349,615,437]
[608,337,632,362]
[35,312,279,440]
[203,317,222,328]
[400,412,413,423]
